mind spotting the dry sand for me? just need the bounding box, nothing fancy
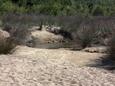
[0,46,114,86]
[12,46,105,66]
[0,55,114,86]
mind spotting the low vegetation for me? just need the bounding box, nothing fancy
[1,15,115,49]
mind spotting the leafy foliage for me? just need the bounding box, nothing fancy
[0,0,115,16]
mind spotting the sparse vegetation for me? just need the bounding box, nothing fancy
[1,14,115,49]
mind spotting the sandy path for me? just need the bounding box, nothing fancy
[0,55,114,86]
[12,46,105,66]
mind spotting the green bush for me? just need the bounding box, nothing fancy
[0,0,115,16]
[0,1,16,13]
[15,6,28,14]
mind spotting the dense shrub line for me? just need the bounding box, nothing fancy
[0,0,115,16]
[2,14,115,49]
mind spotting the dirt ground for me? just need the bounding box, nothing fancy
[0,46,114,86]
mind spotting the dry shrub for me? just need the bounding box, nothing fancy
[108,35,115,61]
[75,27,96,48]
[0,38,16,54]
[3,24,33,47]
[98,34,115,69]
[73,16,115,48]
[2,14,115,49]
